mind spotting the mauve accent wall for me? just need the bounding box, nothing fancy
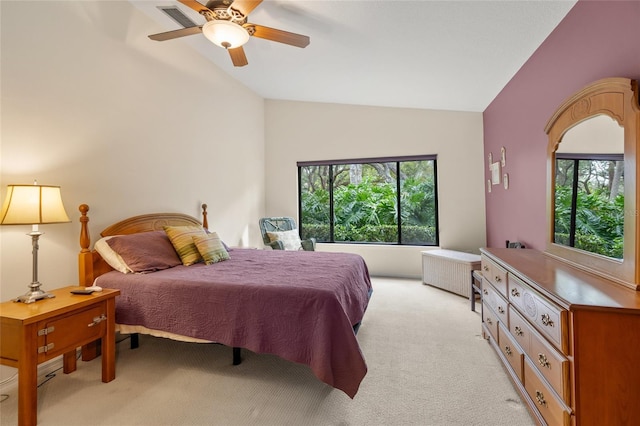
[483,0,640,250]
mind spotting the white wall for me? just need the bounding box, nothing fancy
[0,1,265,304]
[264,100,486,277]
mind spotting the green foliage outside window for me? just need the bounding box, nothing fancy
[554,157,624,259]
[299,159,438,245]
[554,186,624,259]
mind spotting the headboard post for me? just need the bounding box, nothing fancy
[202,203,208,230]
[78,204,93,286]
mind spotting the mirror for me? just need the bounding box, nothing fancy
[545,78,640,290]
[554,115,624,259]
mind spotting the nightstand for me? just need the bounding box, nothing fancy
[0,286,120,426]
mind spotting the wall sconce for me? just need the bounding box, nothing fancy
[0,182,70,303]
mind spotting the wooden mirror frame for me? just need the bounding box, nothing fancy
[545,77,640,290]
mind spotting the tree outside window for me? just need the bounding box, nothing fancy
[554,154,624,258]
[298,156,438,245]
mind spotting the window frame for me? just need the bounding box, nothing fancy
[297,154,439,246]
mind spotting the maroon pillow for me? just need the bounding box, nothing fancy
[106,231,182,273]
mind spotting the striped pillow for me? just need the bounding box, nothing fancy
[163,225,207,266]
[192,232,230,265]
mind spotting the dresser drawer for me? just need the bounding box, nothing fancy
[481,254,507,296]
[482,301,499,342]
[529,323,570,404]
[507,273,527,305]
[509,306,532,353]
[498,323,523,381]
[483,283,508,326]
[509,276,567,351]
[523,357,572,426]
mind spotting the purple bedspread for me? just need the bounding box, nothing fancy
[95,248,372,398]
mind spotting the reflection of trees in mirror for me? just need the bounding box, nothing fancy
[554,155,624,258]
[299,159,438,245]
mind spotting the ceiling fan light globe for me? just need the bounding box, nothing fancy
[202,20,250,49]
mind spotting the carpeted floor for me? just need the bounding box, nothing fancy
[0,277,534,425]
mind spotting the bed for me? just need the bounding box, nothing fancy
[78,204,372,398]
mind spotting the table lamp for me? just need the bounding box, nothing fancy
[0,182,71,303]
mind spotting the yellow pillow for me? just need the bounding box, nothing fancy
[192,232,230,265]
[163,225,207,266]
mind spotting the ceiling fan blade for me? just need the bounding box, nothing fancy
[228,46,248,67]
[230,0,263,17]
[251,24,310,48]
[178,0,211,14]
[149,26,203,41]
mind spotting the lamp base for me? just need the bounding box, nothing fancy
[15,288,55,304]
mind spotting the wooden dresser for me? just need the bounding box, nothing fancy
[480,247,640,426]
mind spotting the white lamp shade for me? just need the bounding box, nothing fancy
[202,20,250,49]
[0,184,70,225]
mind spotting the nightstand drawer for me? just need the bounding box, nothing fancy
[38,303,107,362]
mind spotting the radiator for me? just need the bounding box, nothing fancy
[422,249,481,298]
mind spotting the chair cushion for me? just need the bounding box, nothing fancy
[266,229,303,251]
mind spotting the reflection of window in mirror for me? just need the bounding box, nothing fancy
[554,115,624,259]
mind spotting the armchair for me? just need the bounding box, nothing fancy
[259,217,316,251]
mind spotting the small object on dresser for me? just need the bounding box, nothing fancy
[70,288,94,295]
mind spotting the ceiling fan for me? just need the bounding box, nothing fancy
[148,0,310,67]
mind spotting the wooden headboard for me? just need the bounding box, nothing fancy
[78,203,208,286]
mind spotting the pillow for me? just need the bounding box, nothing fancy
[205,229,232,252]
[266,229,303,251]
[94,236,132,274]
[192,232,230,265]
[106,231,182,273]
[164,225,207,266]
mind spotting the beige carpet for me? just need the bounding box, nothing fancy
[0,277,533,425]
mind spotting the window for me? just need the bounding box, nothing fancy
[298,155,438,245]
[554,153,624,259]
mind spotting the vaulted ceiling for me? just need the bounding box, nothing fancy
[131,0,577,112]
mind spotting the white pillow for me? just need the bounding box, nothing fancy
[266,229,303,251]
[94,236,132,273]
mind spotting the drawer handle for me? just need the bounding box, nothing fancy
[535,390,547,407]
[511,288,520,297]
[514,326,523,336]
[541,313,555,327]
[504,346,512,356]
[483,289,488,295]
[88,314,107,327]
[498,306,505,314]
[494,276,502,283]
[538,353,551,369]
[486,317,493,325]
[483,265,489,271]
